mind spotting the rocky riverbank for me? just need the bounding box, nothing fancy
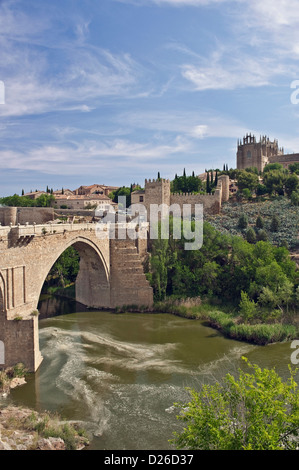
[0,365,89,450]
[0,405,89,450]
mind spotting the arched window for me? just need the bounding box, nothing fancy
[247,151,252,159]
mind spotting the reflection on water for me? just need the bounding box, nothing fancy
[6,296,297,450]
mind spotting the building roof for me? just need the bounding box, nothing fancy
[132,190,145,195]
[54,194,112,201]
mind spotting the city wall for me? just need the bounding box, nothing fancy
[0,207,54,226]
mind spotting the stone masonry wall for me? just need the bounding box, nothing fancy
[0,207,54,226]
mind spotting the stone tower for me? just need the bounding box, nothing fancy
[237,134,284,173]
[144,178,171,220]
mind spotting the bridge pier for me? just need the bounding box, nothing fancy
[0,316,42,372]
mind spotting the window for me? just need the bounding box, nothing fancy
[247,151,252,159]
[139,196,144,202]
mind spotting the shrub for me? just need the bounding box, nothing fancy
[238,213,248,229]
[291,190,299,206]
[257,229,268,241]
[171,358,299,450]
[246,227,256,244]
[256,215,264,229]
[270,215,280,232]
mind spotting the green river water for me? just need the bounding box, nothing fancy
[4,296,298,450]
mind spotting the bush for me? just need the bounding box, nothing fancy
[246,227,256,244]
[238,213,248,229]
[256,215,264,229]
[171,358,299,450]
[270,215,280,232]
[291,190,299,206]
[257,229,268,241]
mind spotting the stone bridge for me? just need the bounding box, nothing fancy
[0,222,153,371]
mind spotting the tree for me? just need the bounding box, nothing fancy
[246,227,256,244]
[263,162,284,174]
[257,229,268,242]
[256,215,264,229]
[171,358,299,450]
[270,215,280,232]
[110,186,132,208]
[289,162,299,174]
[239,291,257,322]
[256,184,268,196]
[285,174,299,198]
[45,246,80,289]
[214,170,218,187]
[238,213,248,230]
[263,170,286,196]
[242,188,252,200]
[291,190,299,206]
[237,171,259,194]
[206,171,211,194]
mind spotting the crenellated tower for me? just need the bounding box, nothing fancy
[237,133,284,173]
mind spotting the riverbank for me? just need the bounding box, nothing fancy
[153,298,298,346]
[41,288,299,346]
[0,366,89,450]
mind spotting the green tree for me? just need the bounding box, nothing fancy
[206,171,211,194]
[256,183,268,196]
[256,229,268,242]
[263,162,284,173]
[256,215,264,229]
[45,246,80,289]
[285,174,299,197]
[289,162,299,174]
[237,171,259,193]
[270,215,280,232]
[110,186,132,208]
[238,213,248,230]
[291,190,299,206]
[35,193,55,207]
[171,358,299,450]
[263,170,286,196]
[246,227,256,244]
[242,188,252,200]
[239,291,257,322]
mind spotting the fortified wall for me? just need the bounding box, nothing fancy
[0,207,54,226]
[132,175,230,218]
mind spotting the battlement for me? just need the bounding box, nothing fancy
[145,178,170,185]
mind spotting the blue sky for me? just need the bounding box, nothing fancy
[1,0,299,195]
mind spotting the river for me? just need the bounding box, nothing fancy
[4,295,297,450]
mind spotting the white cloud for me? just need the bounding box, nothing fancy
[0,136,191,176]
[113,0,240,5]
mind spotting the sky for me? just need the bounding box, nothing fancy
[1,0,299,195]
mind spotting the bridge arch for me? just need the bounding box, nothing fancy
[36,236,111,310]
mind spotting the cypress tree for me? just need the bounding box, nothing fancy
[206,171,210,193]
[215,170,218,186]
